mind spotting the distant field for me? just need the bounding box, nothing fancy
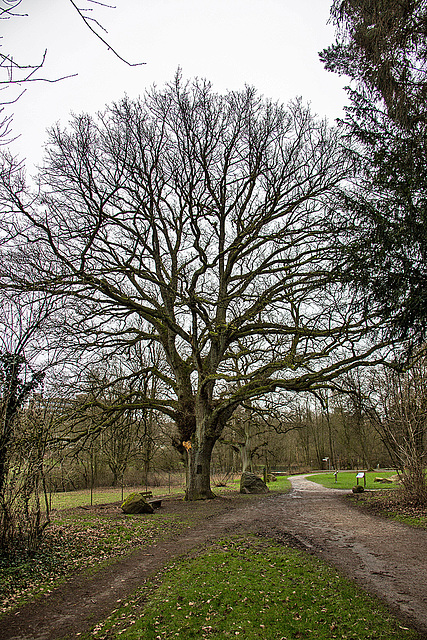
[47,484,184,511]
[46,473,291,511]
[307,470,399,491]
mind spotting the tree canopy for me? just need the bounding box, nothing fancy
[0,74,390,499]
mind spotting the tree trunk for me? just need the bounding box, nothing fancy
[239,444,250,473]
[185,434,217,500]
[0,428,12,494]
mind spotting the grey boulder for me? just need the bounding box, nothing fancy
[240,472,269,494]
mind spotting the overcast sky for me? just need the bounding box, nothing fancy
[3,0,348,174]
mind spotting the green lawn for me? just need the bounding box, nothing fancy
[268,475,292,492]
[307,470,399,491]
[89,536,417,640]
[46,484,184,511]
[46,475,291,511]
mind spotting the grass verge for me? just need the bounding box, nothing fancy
[308,470,399,491]
[227,475,292,493]
[88,535,418,640]
[0,508,191,616]
[269,476,292,492]
[348,490,427,529]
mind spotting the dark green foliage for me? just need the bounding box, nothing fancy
[320,0,427,340]
[321,0,426,127]
[0,351,48,556]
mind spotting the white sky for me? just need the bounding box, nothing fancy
[2,0,348,174]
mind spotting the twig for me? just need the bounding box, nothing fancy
[68,0,145,67]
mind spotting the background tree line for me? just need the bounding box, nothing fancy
[2,349,426,555]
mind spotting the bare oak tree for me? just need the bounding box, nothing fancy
[0,74,390,500]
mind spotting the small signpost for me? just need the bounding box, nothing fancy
[356,472,366,488]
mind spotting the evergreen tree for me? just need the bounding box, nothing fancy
[320,0,427,340]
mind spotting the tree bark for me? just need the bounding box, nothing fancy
[184,434,217,501]
[239,444,251,474]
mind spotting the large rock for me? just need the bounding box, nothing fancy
[240,472,269,494]
[121,492,155,514]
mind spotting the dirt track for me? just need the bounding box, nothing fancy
[273,476,427,638]
[1,475,427,639]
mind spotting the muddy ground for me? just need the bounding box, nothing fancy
[1,475,427,640]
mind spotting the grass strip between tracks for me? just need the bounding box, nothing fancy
[88,535,418,640]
